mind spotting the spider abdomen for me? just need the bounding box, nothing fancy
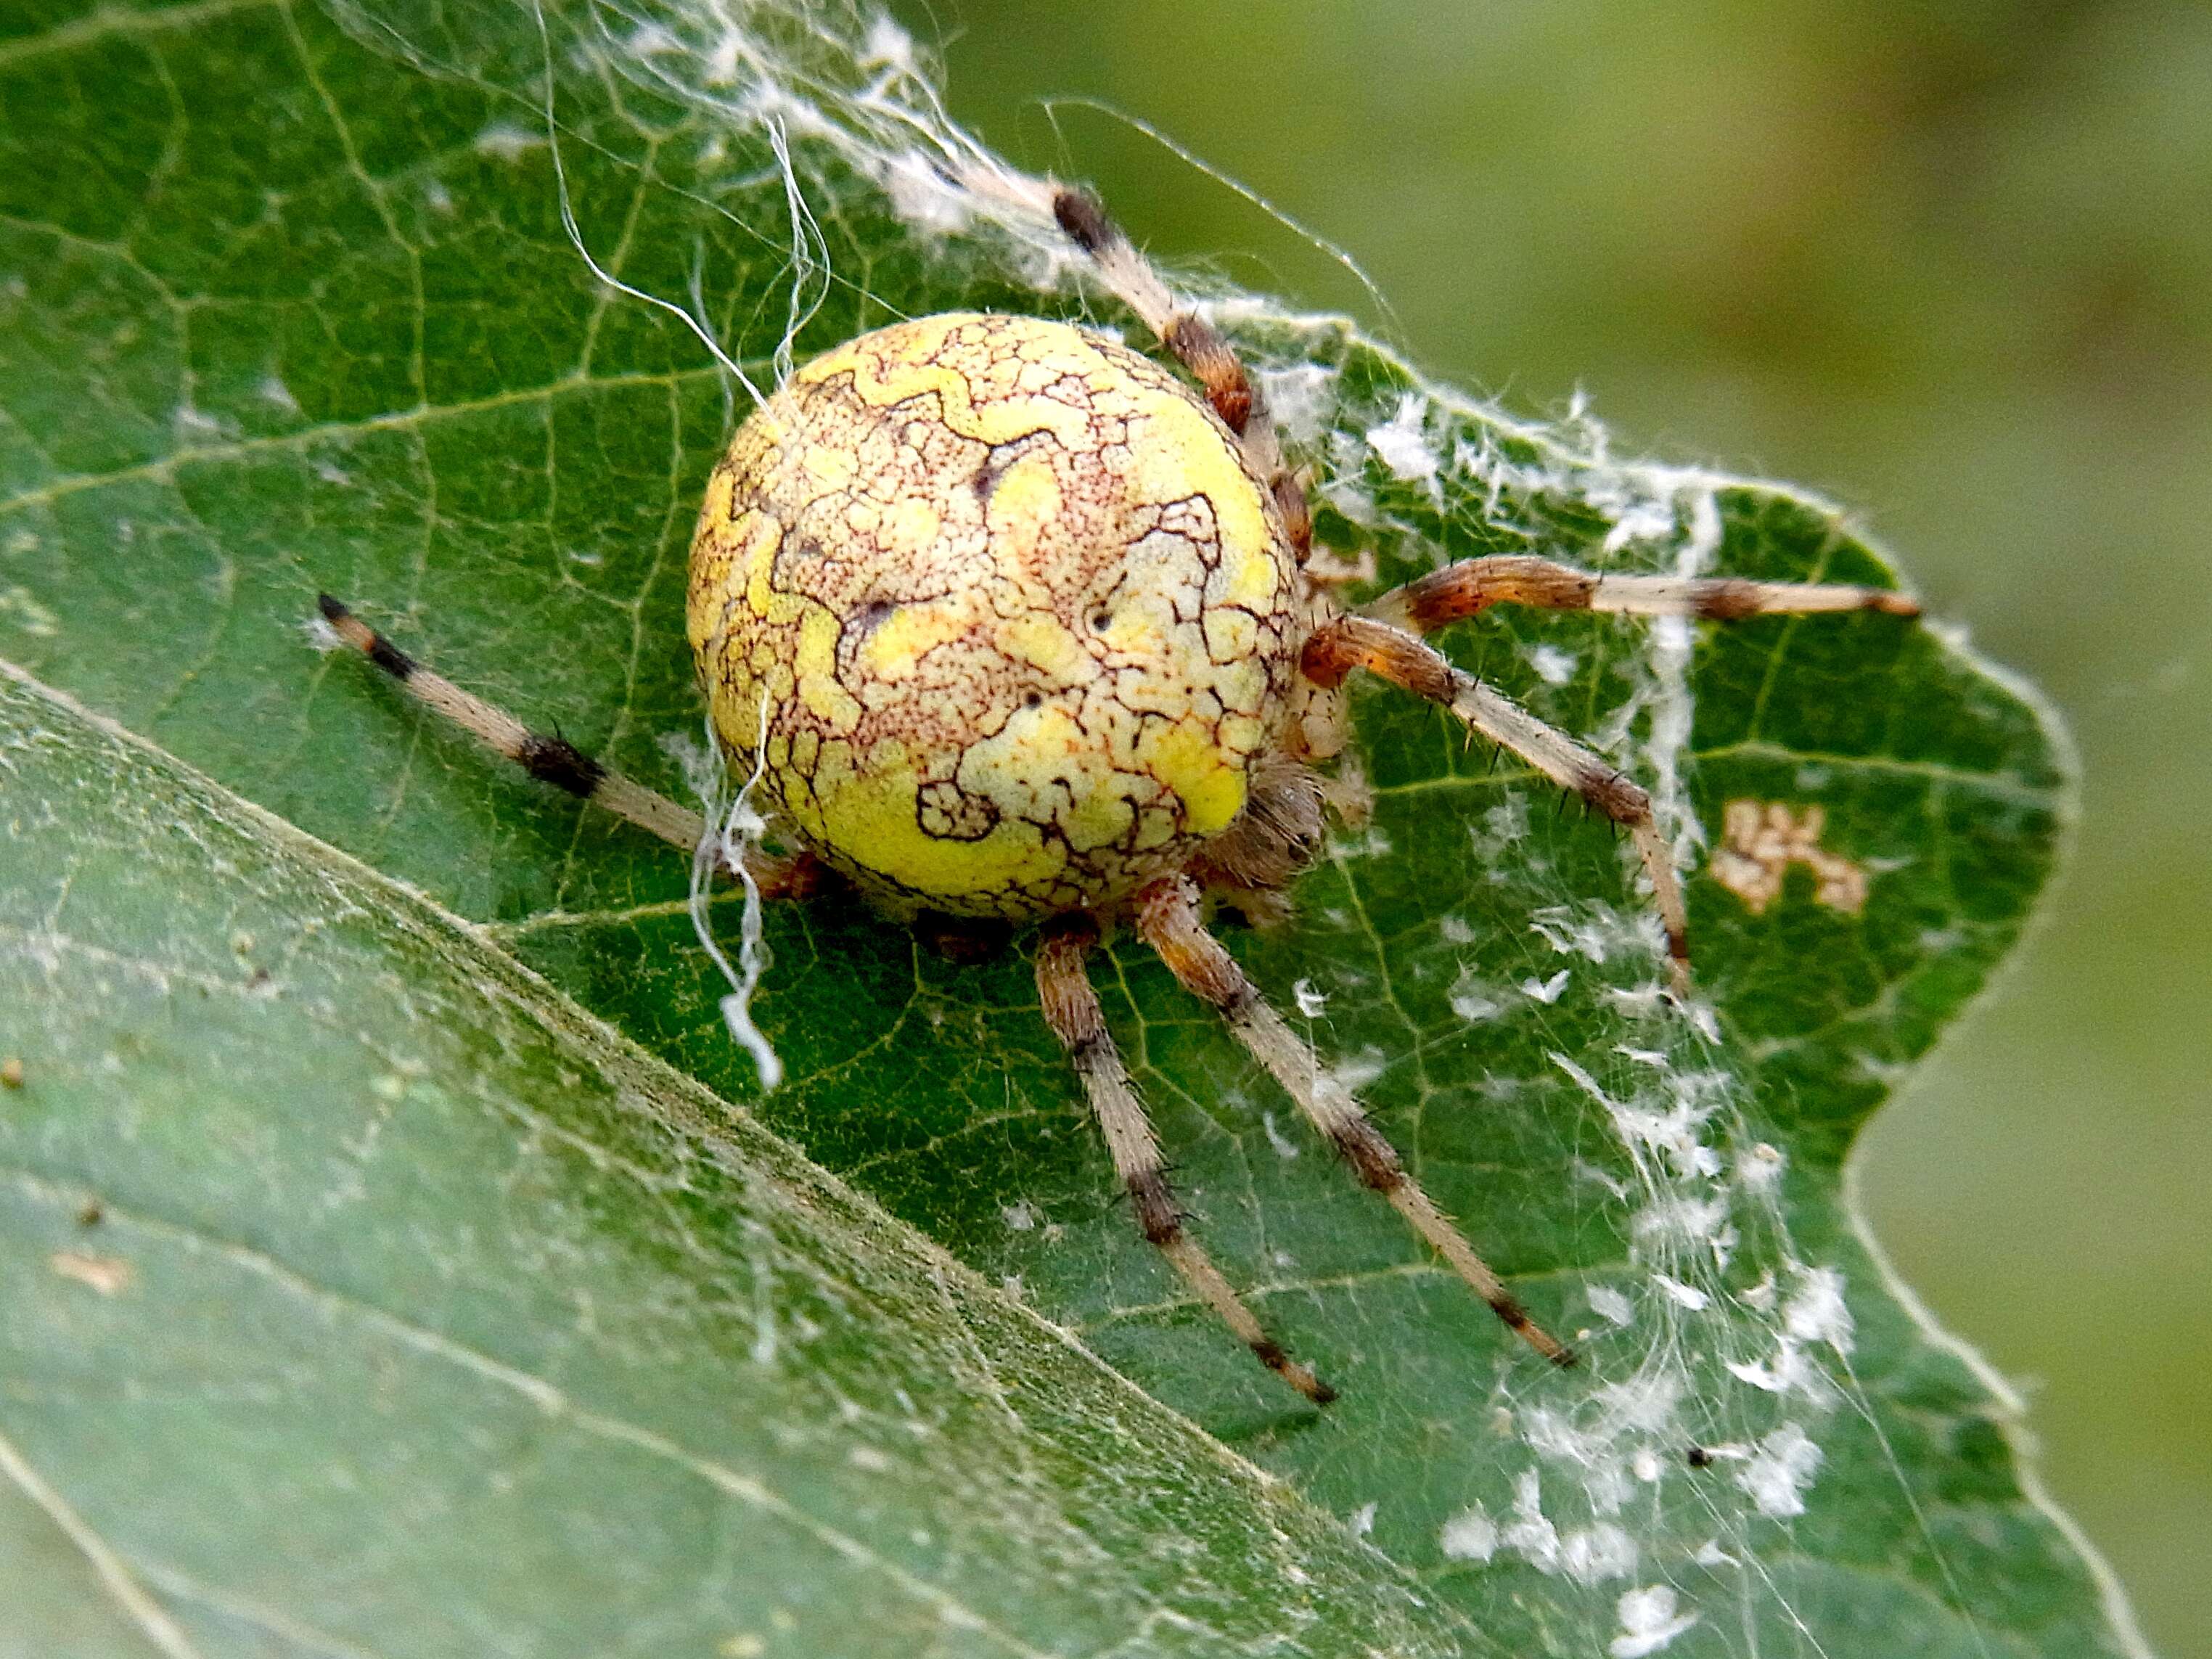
[688,313,1303,919]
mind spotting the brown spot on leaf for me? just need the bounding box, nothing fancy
[1711,800,1869,915]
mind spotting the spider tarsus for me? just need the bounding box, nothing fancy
[1512,1320,1575,1367]
[1475,1291,1570,1365]
[319,591,418,681]
[364,634,416,681]
[1491,1293,1576,1367]
[1692,581,1920,622]
[1251,1339,1337,1405]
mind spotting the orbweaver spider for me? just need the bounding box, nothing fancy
[318,180,1915,1403]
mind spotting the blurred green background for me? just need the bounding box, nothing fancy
[898,0,2211,1650]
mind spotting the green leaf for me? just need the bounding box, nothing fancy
[0,1,2142,1655]
[0,665,1463,1657]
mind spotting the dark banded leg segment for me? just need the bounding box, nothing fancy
[1364,552,1917,634]
[1035,917,1335,1405]
[316,594,816,895]
[1136,877,1573,1367]
[1305,614,1692,995]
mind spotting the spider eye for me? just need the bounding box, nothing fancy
[1089,610,1113,632]
[1023,690,1044,710]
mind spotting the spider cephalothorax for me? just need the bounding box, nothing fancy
[317,178,1916,1403]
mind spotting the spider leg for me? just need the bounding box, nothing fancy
[316,594,816,895]
[1136,876,1573,1366]
[1364,552,1917,634]
[1303,615,1692,995]
[1036,916,1335,1404]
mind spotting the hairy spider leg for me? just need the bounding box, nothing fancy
[1303,615,1693,996]
[1363,552,1918,631]
[1137,876,1574,1367]
[1038,183,1915,993]
[1036,917,1337,1404]
[315,595,817,896]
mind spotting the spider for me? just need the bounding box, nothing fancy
[317,179,1915,1403]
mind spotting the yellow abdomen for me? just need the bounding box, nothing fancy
[687,313,1302,919]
